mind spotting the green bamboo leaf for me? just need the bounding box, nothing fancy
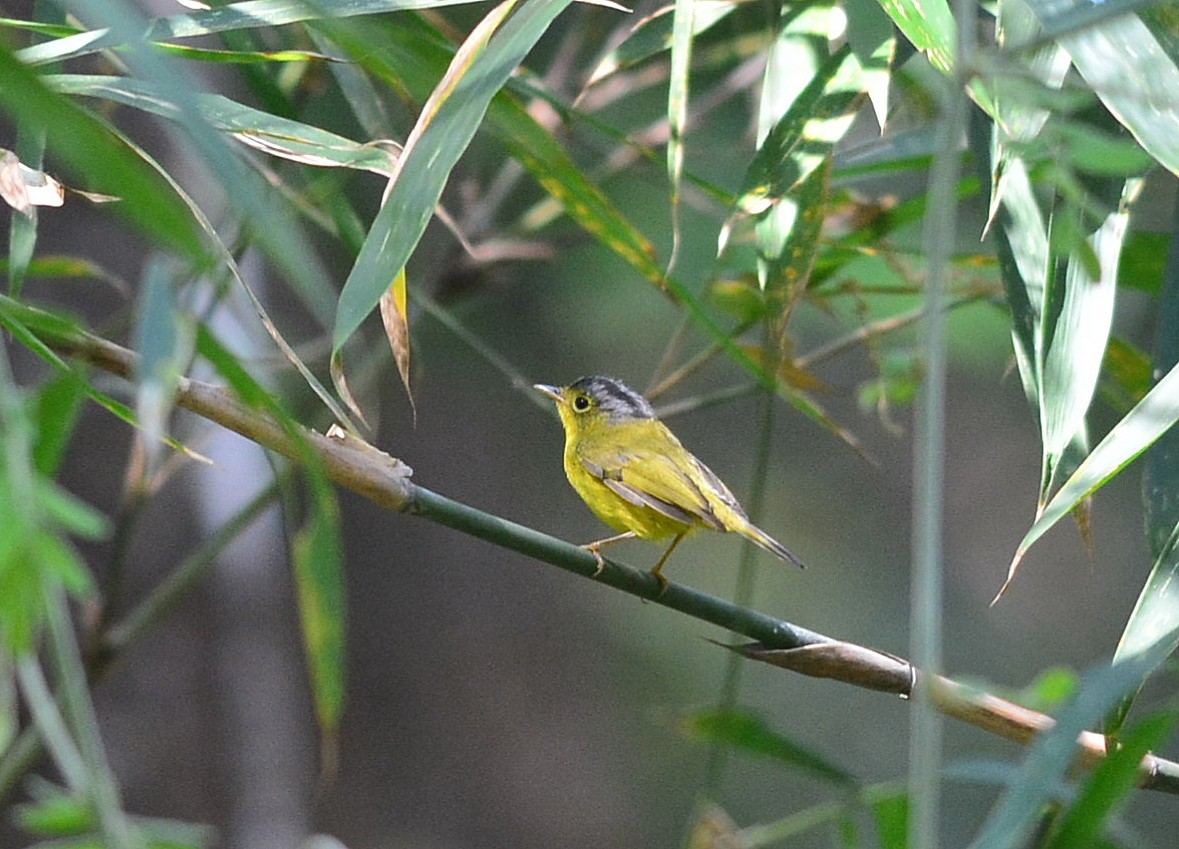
[1005,356,1179,584]
[679,708,858,786]
[55,0,343,320]
[992,171,1140,599]
[871,789,909,849]
[1046,711,1175,849]
[728,30,863,296]
[332,0,575,352]
[844,0,895,130]
[16,0,486,66]
[1106,205,1179,734]
[133,260,192,472]
[988,156,1047,425]
[583,0,736,88]
[152,44,336,64]
[0,48,204,260]
[49,74,397,175]
[292,481,345,735]
[1106,525,1179,735]
[969,635,1179,849]
[323,13,664,286]
[0,294,209,464]
[194,325,346,738]
[31,371,86,478]
[1039,180,1138,470]
[1024,0,1179,177]
[875,0,955,74]
[665,0,695,270]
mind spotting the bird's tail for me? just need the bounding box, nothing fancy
[739,522,806,569]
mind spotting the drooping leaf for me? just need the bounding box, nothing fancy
[332,0,576,354]
[292,478,345,738]
[0,47,204,259]
[679,707,858,786]
[1038,180,1140,483]
[321,13,664,288]
[49,74,400,176]
[379,267,415,418]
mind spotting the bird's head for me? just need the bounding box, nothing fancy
[534,376,655,437]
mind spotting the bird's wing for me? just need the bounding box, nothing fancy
[579,449,725,531]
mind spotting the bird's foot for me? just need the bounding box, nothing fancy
[581,544,607,578]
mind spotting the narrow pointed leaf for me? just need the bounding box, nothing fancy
[322,14,664,287]
[1039,180,1139,468]
[1024,0,1179,177]
[379,267,415,417]
[17,0,486,66]
[133,260,190,472]
[583,0,736,87]
[1007,356,1179,572]
[49,74,399,175]
[679,708,857,786]
[665,0,694,270]
[844,0,895,130]
[1107,199,1179,732]
[875,0,955,74]
[332,0,574,352]
[292,481,345,736]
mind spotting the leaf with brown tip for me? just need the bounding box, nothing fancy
[379,267,415,422]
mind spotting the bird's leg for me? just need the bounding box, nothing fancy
[649,533,685,596]
[582,531,636,577]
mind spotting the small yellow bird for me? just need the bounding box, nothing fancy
[535,376,805,590]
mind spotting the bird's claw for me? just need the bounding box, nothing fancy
[582,544,607,578]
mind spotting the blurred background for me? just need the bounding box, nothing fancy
[3,0,1178,847]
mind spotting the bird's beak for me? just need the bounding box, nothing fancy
[533,384,563,402]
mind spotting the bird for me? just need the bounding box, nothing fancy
[534,375,804,591]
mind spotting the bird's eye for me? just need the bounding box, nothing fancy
[572,395,591,412]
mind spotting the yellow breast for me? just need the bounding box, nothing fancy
[561,421,694,541]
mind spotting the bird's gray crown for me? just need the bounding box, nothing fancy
[570,376,656,422]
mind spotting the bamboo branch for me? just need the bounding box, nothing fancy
[34,325,1179,796]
